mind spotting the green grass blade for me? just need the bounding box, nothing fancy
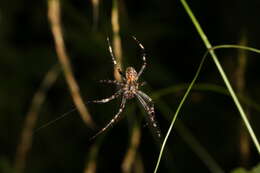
[153,44,260,173]
[180,0,260,154]
[153,47,208,173]
[153,1,260,171]
[155,98,225,173]
[209,45,260,54]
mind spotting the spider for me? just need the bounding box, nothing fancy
[90,36,161,140]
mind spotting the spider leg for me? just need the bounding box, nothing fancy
[136,90,152,102]
[106,37,126,80]
[132,36,147,80]
[99,80,124,87]
[89,90,122,104]
[135,93,162,138]
[140,81,147,87]
[90,97,127,140]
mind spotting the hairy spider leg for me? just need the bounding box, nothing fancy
[132,36,147,80]
[99,79,124,86]
[90,97,127,140]
[90,89,122,104]
[140,81,147,87]
[106,37,125,80]
[137,90,153,102]
[135,93,162,138]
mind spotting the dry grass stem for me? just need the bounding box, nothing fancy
[236,34,251,165]
[111,0,123,81]
[48,0,94,127]
[122,124,141,173]
[14,65,59,173]
[83,144,99,173]
[91,0,99,30]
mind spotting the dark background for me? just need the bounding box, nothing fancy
[0,0,260,172]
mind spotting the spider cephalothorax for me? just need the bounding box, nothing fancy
[90,36,161,139]
[125,67,138,83]
[123,67,139,99]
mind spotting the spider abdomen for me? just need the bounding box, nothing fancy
[124,92,135,99]
[123,83,138,99]
[89,36,162,140]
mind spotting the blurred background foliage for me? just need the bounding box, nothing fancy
[0,0,260,172]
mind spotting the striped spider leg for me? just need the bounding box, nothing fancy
[90,36,161,140]
[135,91,161,138]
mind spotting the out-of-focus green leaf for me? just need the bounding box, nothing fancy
[231,163,260,173]
[0,157,13,173]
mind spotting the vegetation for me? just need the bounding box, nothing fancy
[0,0,259,172]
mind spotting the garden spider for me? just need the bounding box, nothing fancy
[90,36,161,140]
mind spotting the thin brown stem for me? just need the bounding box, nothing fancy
[111,0,123,81]
[236,34,250,166]
[122,123,141,173]
[47,0,94,127]
[90,0,99,30]
[83,144,99,173]
[14,65,59,173]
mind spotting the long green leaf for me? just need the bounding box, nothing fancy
[180,0,260,154]
[153,1,260,172]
